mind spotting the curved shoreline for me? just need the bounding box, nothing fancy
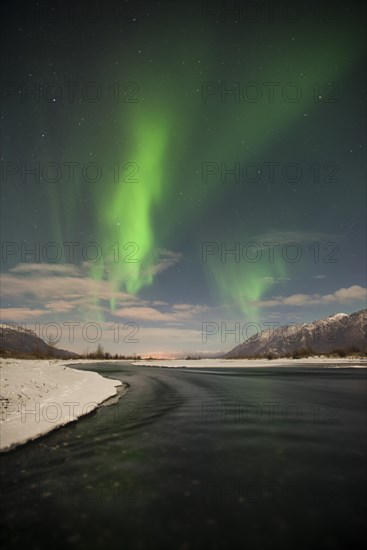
[0,358,125,452]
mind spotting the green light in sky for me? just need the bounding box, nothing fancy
[97,109,171,303]
[205,255,287,319]
[45,16,365,319]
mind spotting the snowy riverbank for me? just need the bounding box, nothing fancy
[0,359,124,452]
[132,357,367,368]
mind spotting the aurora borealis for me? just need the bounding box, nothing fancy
[1,0,366,354]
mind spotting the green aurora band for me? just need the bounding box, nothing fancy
[100,110,172,302]
[46,17,365,319]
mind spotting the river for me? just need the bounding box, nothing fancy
[1,362,366,549]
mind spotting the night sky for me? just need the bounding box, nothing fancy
[1,1,366,355]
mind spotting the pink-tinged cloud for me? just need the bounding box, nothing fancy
[0,308,47,321]
[113,304,210,323]
[1,264,212,325]
[251,285,366,307]
[45,301,76,313]
[1,262,182,312]
[113,307,177,322]
[143,249,182,277]
[1,270,134,307]
[10,264,80,275]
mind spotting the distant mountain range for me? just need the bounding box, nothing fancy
[226,309,366,358]
[1,309,366,361]
[0,324,79,359]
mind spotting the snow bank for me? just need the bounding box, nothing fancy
[0,359,123,452]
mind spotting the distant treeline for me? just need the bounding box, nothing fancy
[1,346,365,361]
[80,344,141,360]
[0,344,141,361]
[228,346,366,360]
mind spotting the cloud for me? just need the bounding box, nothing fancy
[0,308,47,321]
[251,285,366,307]
[2,252,182,313]
[113,307,176,323]
[172,304,209,315]
[323,286,366,303]
[313,274,327,279]
[45,301,76,313]
[1,264,134,309]
[1,263,211,325]
[144,249,182,277]
[10,264,80,276]
[134,326,203,346]
[113,303,210,324]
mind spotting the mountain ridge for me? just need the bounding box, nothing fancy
[226,309,367,358]
[0,324,79,359]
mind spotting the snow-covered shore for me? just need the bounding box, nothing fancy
[0,358,124,452]
[132,357,367,368]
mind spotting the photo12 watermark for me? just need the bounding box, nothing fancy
[201,400,339,423]
[201,240,340,264]
[201,161,340,185]
[0,398,141,425]
[1,161,139,185]
[0,321,140,346]
[201,319,346,344]
[1,241,140,264]
[201,1,339,24]
[201,81,340,104]
[2,1,143,26]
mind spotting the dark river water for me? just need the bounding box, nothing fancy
[1,363,366,550]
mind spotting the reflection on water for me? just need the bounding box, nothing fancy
[1,363,366,549]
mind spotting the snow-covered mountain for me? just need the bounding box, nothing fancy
[0,324,79,358]
[226,309,366,358]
